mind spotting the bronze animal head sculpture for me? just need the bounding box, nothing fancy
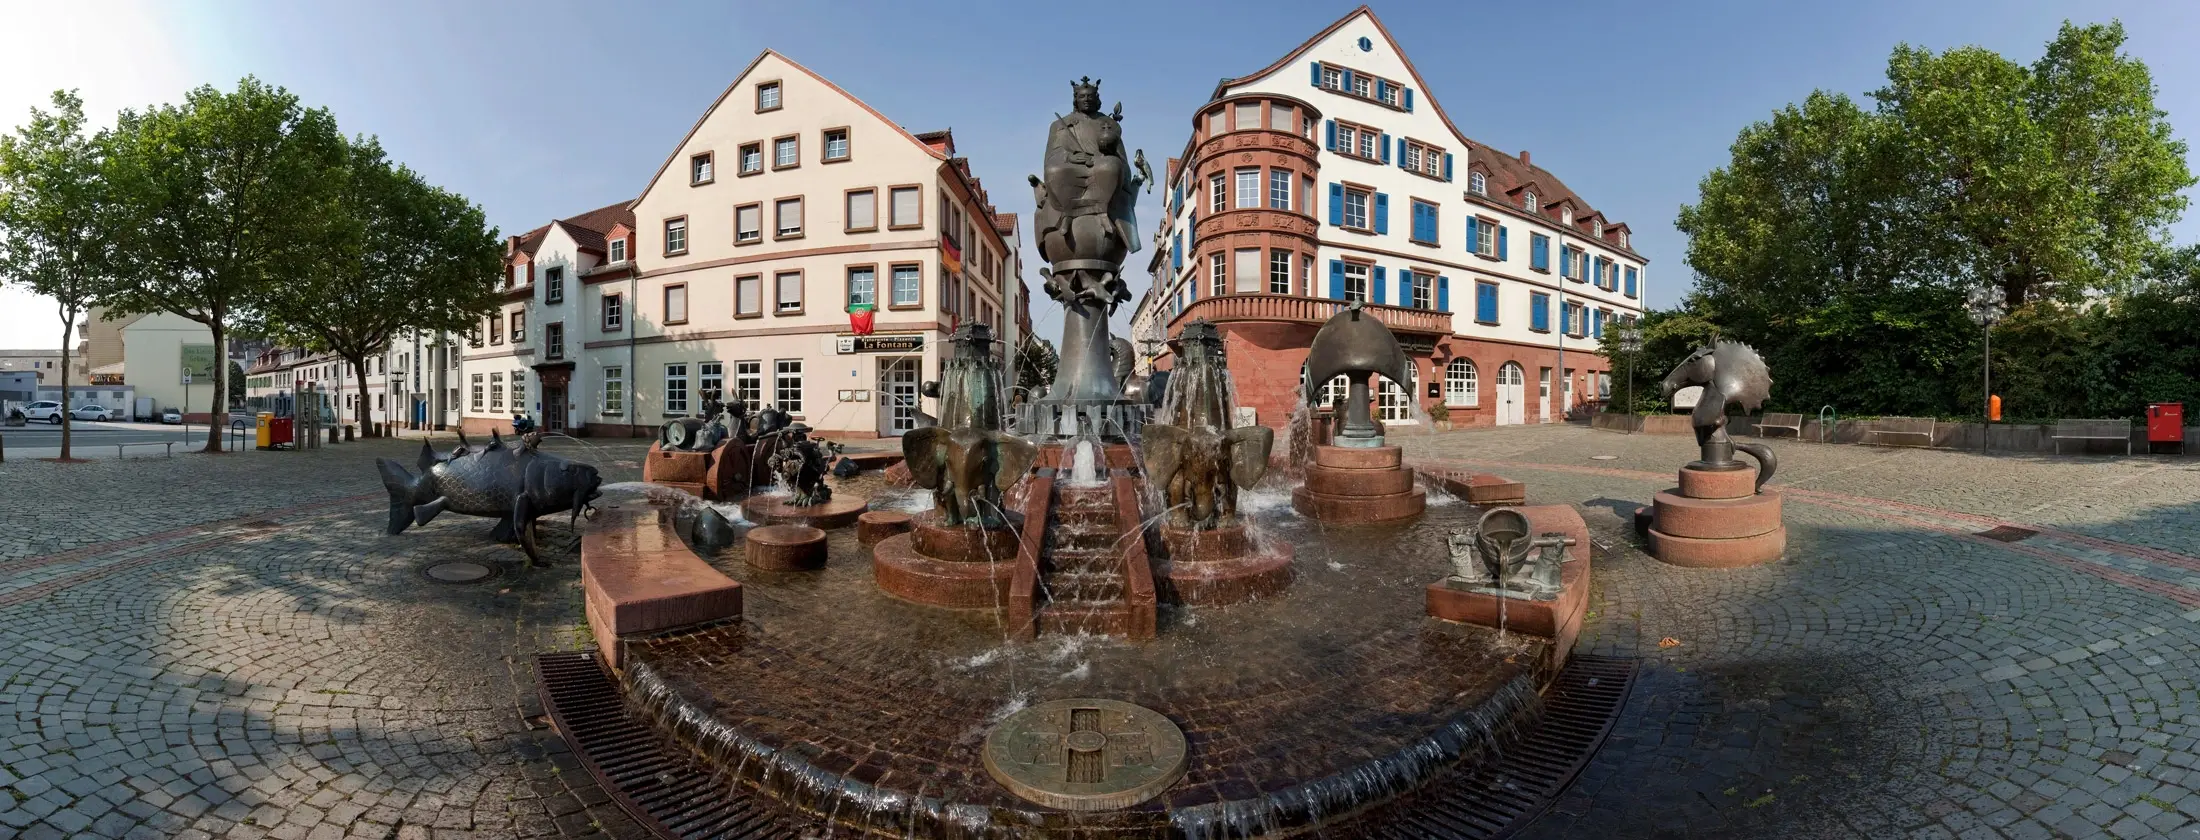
[1661,340,1777,492]
[902,324,1039,527]
[1304,302,1413,448]
[1142,320,1273,530]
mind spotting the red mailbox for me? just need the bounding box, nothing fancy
[2148,403,2183,453]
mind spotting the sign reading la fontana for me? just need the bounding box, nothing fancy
[836,333,924,354]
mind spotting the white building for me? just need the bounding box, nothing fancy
[1130,6,1647,431]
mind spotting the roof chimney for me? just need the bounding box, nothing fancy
[1519,150,1531,167]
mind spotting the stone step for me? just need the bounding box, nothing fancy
[1048,524,1123,552]
[1035,600,1135,637]
[1045,547,1121,575]
[1043,571,1125,602]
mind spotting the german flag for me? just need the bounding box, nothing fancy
[940,234,963,276]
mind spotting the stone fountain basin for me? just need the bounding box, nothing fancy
[623,476,1556,838]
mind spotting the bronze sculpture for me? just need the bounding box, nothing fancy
[1142,320,1272,530]
[1660,340,1777,491]
[1304,302,1413,448]
[764,423,839,506]
[1446,508,1576,601]
[903,324,1038,527]
[377,432,603,567]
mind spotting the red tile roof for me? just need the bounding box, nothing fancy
[992,212,1019,237]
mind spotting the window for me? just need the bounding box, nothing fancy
[1269,103,1293,132]
[1562,207,1573,226]
[1625,266,1639,298]
[1402,140,1443,178]
[608,238,626,263]
[773,136,797,168]
[691,153,713,185]
[1469,171,1487,196]
[509,311,525,343]
[665,217,687,254]
[470,373,484,411]
[774,360,803,414]
[1209,173,1226,213]
[1565,302,1586,336]
[665,283,688,324]
[1620,230,1630,248]
[602,367,623,415]
[545,266,564,304]
[1410,199,1439,246]
[1205,109,1223,138]
[823,128,850,162]
[736,274,762,316]
[1593,309,1608,340]
[1352,74,1371,98]
[1322,65,1342,90]
[756,81,780,111]
[490,372,504,411]
[1269,249,1293,294]
[775,197,803,238]
[734,361,762,410]
[1539,368,1551,400]
[602,294,622,331]
[1530,292,1551,332]
[889,186,920,228]
[1337,123,1378,160]
[1593,220,1604,238]
[1234,168,1259,209]
[1234,101,1259,131]
[1568,247,1587,281]
[511,369,527,412]
[1233,248,1261,293]
[1342,262,1369,303]
[890,264,921,307]
[447,386,458,409]
[1530,233,1551,272]
[1209,253,1227,297]
[1522,191,1536,212]
[1474,281,1499,325]
[1407,271,1432,309]
[739,142,762,174]
[1445,359,1478,408]
[1377,365,1415,423]
[699,361,724,399]
[847,266,876,308]
[846,189,876,232]
[775,270,803,313]
[664,364,688,415]
[1473,218,1495,256]
[736,203,762,243]
[1342,187,1370,230]
[545,322,564,360]
[1268,170,1292,210]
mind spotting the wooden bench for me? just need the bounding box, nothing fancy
[1752,412,1804,440]
[1864,417,1935,447]
[2052,419,2132,455]
[116,441,176,459]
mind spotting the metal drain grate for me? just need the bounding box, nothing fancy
[1975,525,2038,543]
[1337,654,1639,838]
[535,652,799,839]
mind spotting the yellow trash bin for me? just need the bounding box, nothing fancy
[256,412,274,449]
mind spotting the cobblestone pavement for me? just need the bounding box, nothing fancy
[1398,425,2200,840]
[4,427,2199,838]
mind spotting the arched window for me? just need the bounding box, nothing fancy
[1522,191,1536,212]
[1468,171,1487,196]
[1378,366,1417,423]
[1444,358,1477,407]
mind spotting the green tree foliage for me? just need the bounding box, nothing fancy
[1015,336,1058,397]
[1677,21,2197,420]
[1600,309,1722,414]
[101,77,347,452]
[257,136,501,436]
[0,91,125,460]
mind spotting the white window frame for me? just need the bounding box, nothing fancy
[757,82,781,110]
[1209,172,1226,213]
[1342,187,1370,230]
[1445,358,1479,408]
[736,204,761,243]
[1234,167,1259,209]
[1342,262,1369,303]
[664,363,689,415]
[773,136,798,168]
[490,372,504,412]
[891,265,921,307]
[1209,253,1227,297]
[665,218,687,254]
[1322,66,1342,90]
[602,366,623,416]
[848,266,876,308]
[470,373,484,411]
[1522,191,1536,212]
[774,359,803,415]
[734,361,762,410]
[608,238,626,263]
[1268,249,1292,294]
[691,153,713,184]
[1469,171,1486,196]
[1474,219,1495,256]
[775,270,803,312]
[698,361,724,399]
[823,128,850,161]
[511,369,526,413]
[1268,170,1292,210]
[775,197,803,237]
[740,143,762,174]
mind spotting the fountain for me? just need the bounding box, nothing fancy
[1142,319,1293,605]
[1290,302,1428,523]
[1639,340,1787,567]
[1425,504,1594,668]
[641,387,788,500]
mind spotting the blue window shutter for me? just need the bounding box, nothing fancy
[1533,236,1548,270]
[1403,88,1414,111]
[1561,304,1572,334]
[1374,79,1387,102]
[1498,226,1509,261]
[1594,310,1605,339]
[1397,269,1410,307]
[1442,153,1454,181]
[1626,267,1638,298]
[1465,217,1479,253]
[1341,68,1354,90]
[1593,257,1604,288]
[1329,260,1344,300]
[1310,62,1322,87]
[1559,247,1571,277]
[1532,294,1549,331]
[1437,276,1450,312]
[1325,120,1337,152]
[1171,233,1181,271]
[1372,266,1387,304]
[1373,193,1389,235]
[1379,134,1391,164]
[1328,183,1344,226]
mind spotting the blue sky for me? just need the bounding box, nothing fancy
[5,0,2200,348]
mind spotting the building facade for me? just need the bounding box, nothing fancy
[504,49,1024,440]
[1130,7,1647,433]
[0,349,86,387]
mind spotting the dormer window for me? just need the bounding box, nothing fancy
[1562,207,1573,226]
[1593,220,1603,238]
[1522,191,1536,212]
[1468,171,1486,196]
[608,238,626,264]
[1619,230,1630,248]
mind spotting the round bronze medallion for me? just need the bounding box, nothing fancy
[982,698,1188,811]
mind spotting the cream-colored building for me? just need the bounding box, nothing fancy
[462,50,1025,439]
[0,348,87,387]
[115,311,221,421]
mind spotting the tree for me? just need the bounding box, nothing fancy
[1596,309,1722,414]
[258,136,500,437]
[0,90,124,461]
[1015,336,1058,396]
[228,360,245,405]
[101,77,346,452]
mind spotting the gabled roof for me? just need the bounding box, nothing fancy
[508,199,633,262]
[632,50,948,209]
[992,212,1019,237]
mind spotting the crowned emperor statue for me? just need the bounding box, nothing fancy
[1027,77,1151,410]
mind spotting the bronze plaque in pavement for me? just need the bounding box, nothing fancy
[982,698,1187,811]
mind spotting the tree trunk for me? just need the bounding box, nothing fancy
[351,356,373,438]
[58,307,76,461]
[205,321,226,452]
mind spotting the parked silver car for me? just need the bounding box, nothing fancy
[70,404,113,421]
[160,407,184,425]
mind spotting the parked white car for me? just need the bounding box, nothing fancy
[161,407,184,424]
[21,400,65,424]
[70,404,113,421]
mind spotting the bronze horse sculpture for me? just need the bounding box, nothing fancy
[1661,340,1777,492]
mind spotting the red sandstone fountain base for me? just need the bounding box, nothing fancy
[856,510,914,545]
[1646,465,1785,568]
[641,441,767,501]
[1425,504,1592,669]
[580,505,743,669]
[739,494,869,529]
[872,510,1021,610]
[1155,524,1294,606]
[1292,445,1427,523]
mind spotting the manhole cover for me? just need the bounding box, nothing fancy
[983,699,1187,811]
[1590,455,1619,461]
[1974,526,2037,543]
[422,561,499,584]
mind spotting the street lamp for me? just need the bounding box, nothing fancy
[1616,325,1644,434]
[1966,283,2007,454]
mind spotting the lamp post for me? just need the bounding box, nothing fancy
[1966,283,2007,455]
[1617,324,1644,434]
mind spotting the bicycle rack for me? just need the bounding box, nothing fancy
[229,419,249,451]
[1818,405,1837,444]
